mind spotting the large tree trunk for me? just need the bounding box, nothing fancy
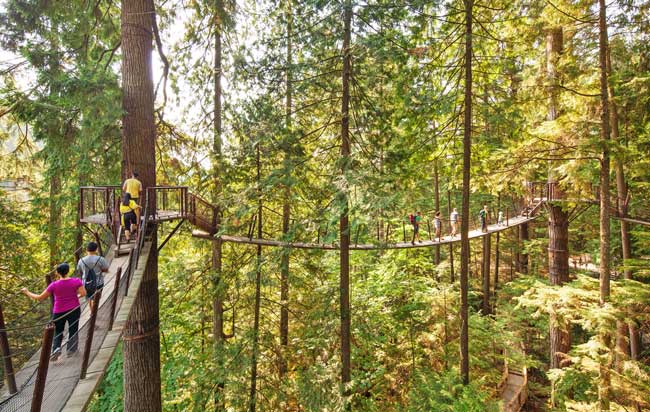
[607,45,637,364]
[121,1,160,411]
[597,0,612,409]
[279,0,293,378]
[211,5,226,410]
[340,0,353,399]
[545,27,572,370]
[460,0,473,385]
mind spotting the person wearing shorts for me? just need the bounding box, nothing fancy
[120,193,141,241]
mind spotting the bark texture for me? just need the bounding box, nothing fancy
[460,0,473,385]
[339,0,353,396]
[121,1,160,410]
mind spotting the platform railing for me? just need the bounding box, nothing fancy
[145,186,188,222]
[187,192,218,235]
[79,186,120,226]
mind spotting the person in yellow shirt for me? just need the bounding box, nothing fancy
[122,171,142,202]
[119,193,141,241]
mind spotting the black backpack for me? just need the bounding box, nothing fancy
[82,258,100,297]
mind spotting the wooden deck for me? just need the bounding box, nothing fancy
[80,210,184,225]
[192,215,537,250]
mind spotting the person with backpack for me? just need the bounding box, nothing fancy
[21,263,86,360]
[479,205,489,233]
[76,241,109,312]
[449,207,459,237]
[120,193,141,241]
[122,171,142,203]
[434,211,443,241]
[409,211,422,245]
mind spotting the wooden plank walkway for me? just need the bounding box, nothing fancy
[192,215,537,250]
[0,242,144,412]
[61,242,151,412]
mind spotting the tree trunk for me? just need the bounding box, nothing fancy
[518,223,529,274]
[448,190,454,282]
[121,1,160,411]
[598,0,612,409]
[279,0,293,378]
[249,145,263,412]
[48,175,61,268]
[211,5,226,410]
[460,0,473,385]
[434,160,440,264]
[481,234,491,315]
[340,0,353,399]
[607,43,637,364]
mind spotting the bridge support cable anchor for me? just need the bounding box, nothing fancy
[31,323,54,412]
[0,302,17,394]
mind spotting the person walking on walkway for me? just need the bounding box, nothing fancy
[479,205,489,233]
[76,242,109,312]
[21,263,86,360]
[498,210,504,226]
[122,171,142,203]
[120,193,141,241]
[450,207,459,237]
[434,211,443,241]
[410,211,422,244]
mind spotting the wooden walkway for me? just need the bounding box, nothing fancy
[192,215,537,250]
[0,242,146,412]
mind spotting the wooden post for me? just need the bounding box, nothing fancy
[506,207,509,226]
[80,188,85,222]
[31,324,54,412]
[449,243,455,283]
[0,302,17,394]
[402,221,406,242]
[108,267,123,330]
[427,220,432,241]
[80,290,102,379]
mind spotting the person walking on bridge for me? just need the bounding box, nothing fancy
[122,171,142,203]
[409,211,422,245]
[450,207,459,237]
[479,205,489,233]
[21,263,86,360]
[120,193,141,242]
[76,242,109,313]
[434,211,443,241]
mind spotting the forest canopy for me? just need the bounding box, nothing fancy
[1,0,650,411]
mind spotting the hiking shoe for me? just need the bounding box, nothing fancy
[51,347,61,361]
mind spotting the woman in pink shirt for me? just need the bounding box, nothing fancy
[21,263,86,360]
